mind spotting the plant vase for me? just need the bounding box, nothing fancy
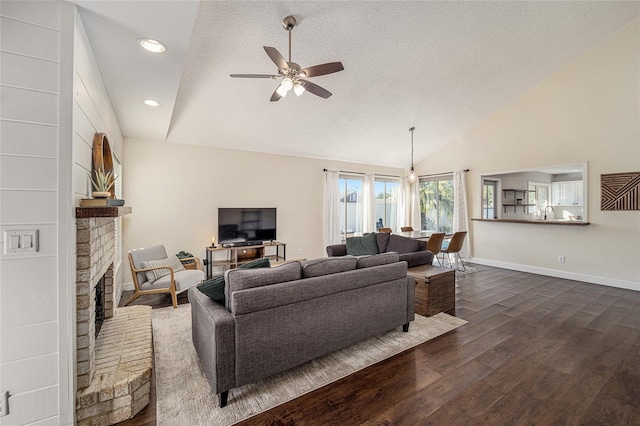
[92,191,111,199]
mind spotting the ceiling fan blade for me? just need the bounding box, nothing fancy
[263,46,289,70]
[230,74,279,78]
[270,87,282,102]
[299,80,332,99]
[301,62,344,78]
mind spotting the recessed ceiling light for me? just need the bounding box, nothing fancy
[137,38,166,53]
[143,99,161,107]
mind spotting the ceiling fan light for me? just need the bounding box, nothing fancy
[276,84,288,97]
[294,83,305,96]
[281,77,294,91]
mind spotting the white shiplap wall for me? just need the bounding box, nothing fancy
[0,1,124,424]
[73,13,125,304]
[0,2,64,425]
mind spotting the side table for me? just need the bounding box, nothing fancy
[407,264,456,316]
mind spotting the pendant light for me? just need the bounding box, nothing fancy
[408,127,417,183]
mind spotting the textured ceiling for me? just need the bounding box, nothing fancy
[75,1,640,168]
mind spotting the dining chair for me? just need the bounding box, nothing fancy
[426,232,446,267]
[440,231,468,271]
[378,227,392,233]
[401,226,413,232]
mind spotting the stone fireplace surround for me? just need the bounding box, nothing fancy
[75,207,152,425]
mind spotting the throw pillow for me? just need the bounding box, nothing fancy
[239,257,271,269]
[142,255,185,283]
[199,257,271,305]
[197,275,226,304]
[345,233,379,256]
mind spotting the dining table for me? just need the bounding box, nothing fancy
[394,230,454,241]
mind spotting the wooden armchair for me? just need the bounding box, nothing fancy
[127,245,204,308]
[378,227,392,233]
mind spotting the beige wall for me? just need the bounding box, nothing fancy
[415,19,640,288]
[122,140,403,283]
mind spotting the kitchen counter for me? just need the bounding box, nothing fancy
[472,218,590,226]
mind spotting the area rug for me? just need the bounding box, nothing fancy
[152,304,467,426]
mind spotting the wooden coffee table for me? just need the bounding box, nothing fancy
[407,264,456,316]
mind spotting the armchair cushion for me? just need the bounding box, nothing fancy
[142,268,203,292]
[142,255,185,283]
[345,233,379,256]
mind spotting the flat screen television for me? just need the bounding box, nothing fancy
[218,208,277,246]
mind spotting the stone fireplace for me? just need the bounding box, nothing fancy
[75,207,152,425]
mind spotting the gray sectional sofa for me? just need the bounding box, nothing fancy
[188,252,415,407]
[326,232,434,267]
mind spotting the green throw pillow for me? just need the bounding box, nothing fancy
[239,257,271,269]
[345,233,379,256]
[197,275,226,304]
[197,257,271,305]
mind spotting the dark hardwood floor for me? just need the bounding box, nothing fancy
[116,265,640,425]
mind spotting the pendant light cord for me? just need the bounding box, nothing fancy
[409,127,415,170]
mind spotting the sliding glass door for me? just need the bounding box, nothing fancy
[418,176,454,232]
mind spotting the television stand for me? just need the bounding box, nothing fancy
[205,241,286,279]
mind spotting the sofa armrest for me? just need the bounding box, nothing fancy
[326,244,347,257]
[188,287,235,396]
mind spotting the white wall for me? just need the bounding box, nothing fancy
[415,19,640,289]
[0,1,69,424]
[122,140,403,283]
[73,14,125,302]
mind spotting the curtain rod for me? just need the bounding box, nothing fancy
[323,168,399,179]
[419,169,469,178]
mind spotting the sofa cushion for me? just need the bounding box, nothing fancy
[386,234,421,254]
[142,255,185,283]
[225,261,302,311]
[345,233,379,256]
[375,232,391,253]
[356,252,400,269]
[399,251,434,268]
[302,257,358,278]
[198,257,272,305]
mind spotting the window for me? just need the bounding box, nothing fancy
[374,178,400,230]
[339,176,363,239]
[418,176,454,232]
[528,182,551,215]
[482,179,497,219]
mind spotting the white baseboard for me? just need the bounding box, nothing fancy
[468,257,639,292]
[123,281,134,291]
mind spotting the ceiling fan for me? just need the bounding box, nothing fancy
[230,15,344,102]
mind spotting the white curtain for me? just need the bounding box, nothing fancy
[394,182,406,232]
[362,173,376,233]
[323,170,341,247]
[410,180,421,231]
[453,170,471,258]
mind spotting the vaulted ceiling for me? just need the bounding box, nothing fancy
[72,1,640,168]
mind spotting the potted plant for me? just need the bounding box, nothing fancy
[89,168,117,198]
